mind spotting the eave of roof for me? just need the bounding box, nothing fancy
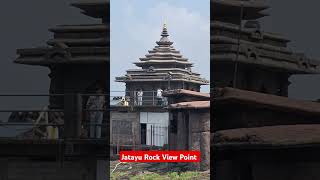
[49,24,107,33]
[71,0,109,19]
[214,124,320,149]
[212,0,269,20]
[214,87,320,115]
[212,21,290,42]
[164,89,210,98]
[169,101,210,109]
[115,78,209,85]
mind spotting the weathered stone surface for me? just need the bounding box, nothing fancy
[200,132,210,171]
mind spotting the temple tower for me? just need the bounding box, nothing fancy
[212,0,320,96]
[16,1,109,109]
[116,24,209,104]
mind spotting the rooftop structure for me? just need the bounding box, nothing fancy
[212,0,269,24]
[16,1,108,66]
[169,101,210,110]
[116,24,209,93]
[72,0,109,23]
[211,0,320,96]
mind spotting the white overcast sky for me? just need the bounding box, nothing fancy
[110,0,210,93]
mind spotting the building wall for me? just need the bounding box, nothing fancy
[110,110,169,147]
[140,112,169,146]
[170,109,210,171]
[190,111,210,171]
[0,159,106,180]
[110,111,140,145]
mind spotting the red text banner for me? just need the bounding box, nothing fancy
[119,151,200,163]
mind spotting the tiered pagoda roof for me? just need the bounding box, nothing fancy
[212,0,269,22]
[71,0,109,22]
[116,24,209,85]
[211,0,320,74]
[15,0,108,66]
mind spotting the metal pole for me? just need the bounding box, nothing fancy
[152,91,155,106]
[233,1,244,88]
[168,74,172,90]
[151,125,153,146]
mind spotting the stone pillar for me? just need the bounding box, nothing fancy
[200,132,210,171]
[191,132,201,170]
[64,93,82,139]
[199,111,210,171]
[176,111,185,150]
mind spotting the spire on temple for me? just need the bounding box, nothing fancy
[157,23,173,46]
[162,22,168,36]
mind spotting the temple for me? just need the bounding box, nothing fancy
[0,1,109,179]
[116,24,209,94]
[212,0,320,179]
[110,24,209,159]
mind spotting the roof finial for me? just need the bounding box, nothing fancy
[163,21,167,30]
[157,21,172,45]
[161,21,169,38]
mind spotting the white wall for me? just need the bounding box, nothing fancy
[140,112,169,146]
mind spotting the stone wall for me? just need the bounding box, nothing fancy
[110,111,140,145]
[190,111,210,171]
[170,109,210,171]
